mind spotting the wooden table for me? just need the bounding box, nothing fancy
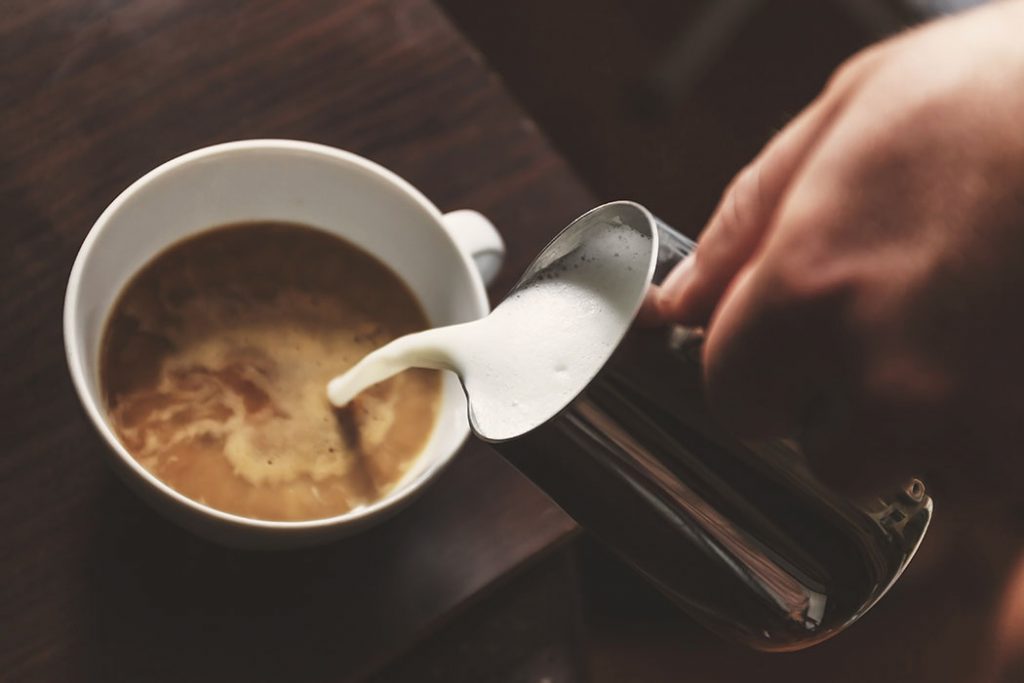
[0,1,595,679]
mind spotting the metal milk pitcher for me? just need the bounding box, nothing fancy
[486,201,932,652]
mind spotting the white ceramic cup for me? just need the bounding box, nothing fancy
[64,139,505,549]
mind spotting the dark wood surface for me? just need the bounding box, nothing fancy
[0,1,595,680]
[370,548,587,682]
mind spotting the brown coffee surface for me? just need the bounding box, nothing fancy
[101,222,441,521]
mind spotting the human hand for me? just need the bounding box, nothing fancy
[655,1,1024,500]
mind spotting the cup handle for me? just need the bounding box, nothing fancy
[441,209,506,287]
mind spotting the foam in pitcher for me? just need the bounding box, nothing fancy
[328,216,653,440]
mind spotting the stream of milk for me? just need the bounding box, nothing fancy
[327,220,651,440]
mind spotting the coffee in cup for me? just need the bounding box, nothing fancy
[100,220,441,522]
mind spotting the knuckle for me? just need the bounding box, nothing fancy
[734,163,764,222]
[761,205,859,316]
[824,45,884,95]
[768,248,853,316]
[710,175,743,240]
[825,56,861,94]
[705,162,762,253]
[715,190,740,244]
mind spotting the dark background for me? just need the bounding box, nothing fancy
[439,0,928,233]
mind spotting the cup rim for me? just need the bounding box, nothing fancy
[63,139,488,532]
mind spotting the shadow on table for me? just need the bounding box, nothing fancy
[81,476,410,682]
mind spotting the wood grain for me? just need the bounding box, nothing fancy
[0,1,593,680]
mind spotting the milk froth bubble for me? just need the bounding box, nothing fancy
[327,216,654,440]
